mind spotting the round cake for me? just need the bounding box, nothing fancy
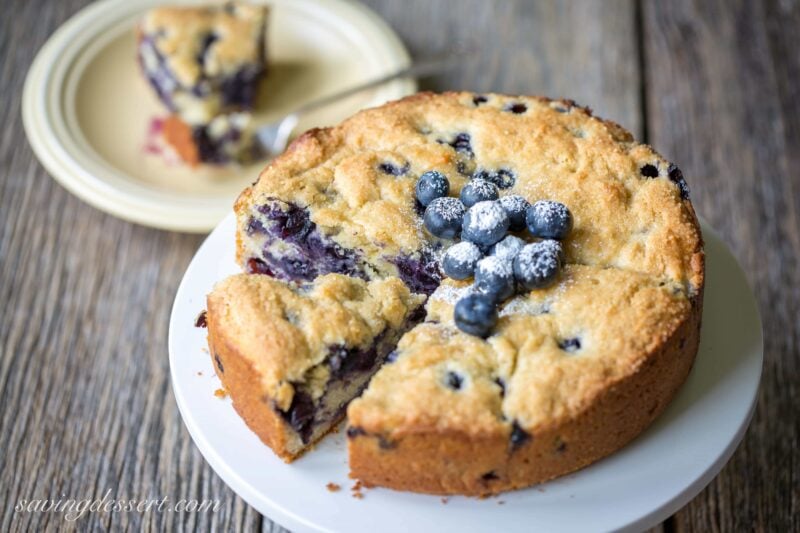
[207,92,704,495]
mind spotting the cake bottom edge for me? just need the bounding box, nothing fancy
[346,292,704,495]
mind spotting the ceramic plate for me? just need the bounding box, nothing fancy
[168,215,763,532]
[22,0,415,232]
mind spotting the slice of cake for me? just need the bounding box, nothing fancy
[206,273,425,460]
[138,2,268,164]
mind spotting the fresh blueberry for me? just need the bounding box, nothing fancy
[504,102,527,114]
[640,164,659,177]
[558,337,581,352]
[442,241,483,280]
[423,197,465,239]
[534,238,565,266]
[454,292,498,338]
[509,421,531,450]
[498,195,530,231]
[445,371,464,390]
[378,161,410,175]
[415,170,449,207]
[438,132,473,157]
[489,235,525,263]
[461,201,510,247]
[667,163,690,200]
[526,200,573,240]
[474,256,515,302]
[460,178,499,208]
[513,241,562,290]
[473,168,516,189]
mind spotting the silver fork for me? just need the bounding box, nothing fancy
[255,52,463,158]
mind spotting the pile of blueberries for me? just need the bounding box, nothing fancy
[416,170,573,338]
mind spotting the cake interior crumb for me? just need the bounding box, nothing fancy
[326,482,341,492]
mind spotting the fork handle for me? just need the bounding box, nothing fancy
[292,52,464,116]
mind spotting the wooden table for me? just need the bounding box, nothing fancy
[1,0,797,530]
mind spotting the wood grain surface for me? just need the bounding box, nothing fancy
[0,0,796,531]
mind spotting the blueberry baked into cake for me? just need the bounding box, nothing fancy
[138,2,268,164]
[207,92,704,495]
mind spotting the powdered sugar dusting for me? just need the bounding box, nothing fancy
[445,241,482,266]
[490,235,525,262]
[499,194,529,213]
[465,201,508,231]
[476,255,513,277]
[429,197,466,221]
[499,297,550,317]
[429,283,474,305]
[532,200,568,225]
[516,242,560,277]
[469,178,497,196]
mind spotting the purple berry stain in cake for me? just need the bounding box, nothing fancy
[246,199,366,282]
[509,421,531,450]
[438,132,474,158]
[388,248,443,296]
[378,161,410,176]
[327,341,383,379]
[138,35,179,111]
[278,388,316,444]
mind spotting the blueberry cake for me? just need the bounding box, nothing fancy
[138,2,268,164]
[206,273,424,460]
[209,92,704,494]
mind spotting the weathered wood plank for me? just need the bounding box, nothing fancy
[363,0,643,137]
[0,0,641,531]
[0,0,265,531]
[15,0,799,531]
[643,0,800,531]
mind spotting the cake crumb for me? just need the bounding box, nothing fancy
[352,492,363,499]
[326,483,341,492]
[351,481,364,499]
[497,500,506,505]
[440,497,449,504]
[196,371,203,376]
[214,388,228,398]
[195,310,208,328]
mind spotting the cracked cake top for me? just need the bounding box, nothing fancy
[236,92,703,292]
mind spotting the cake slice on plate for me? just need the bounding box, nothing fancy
[138,2,268,164]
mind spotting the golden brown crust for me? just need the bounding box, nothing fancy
[348,286,702,495]
[162,115,199,166]
[207,307,300,461]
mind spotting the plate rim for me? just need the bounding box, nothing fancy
[22,0,417,233]
[168,214,764,532]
